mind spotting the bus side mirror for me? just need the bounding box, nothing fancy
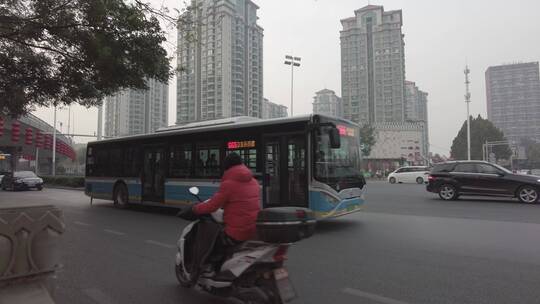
[329,127,341,149]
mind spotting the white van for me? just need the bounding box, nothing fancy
[388,166,430,184]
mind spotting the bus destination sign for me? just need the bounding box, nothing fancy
[337,125,356,137]
[227,140,256,149]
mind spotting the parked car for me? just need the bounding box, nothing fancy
[388,166,430,184]
[427,161,540,204]
[1,171,44,191]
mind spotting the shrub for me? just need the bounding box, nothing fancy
[42,176,85,188]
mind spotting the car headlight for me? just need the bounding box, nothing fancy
[537,179,540,183]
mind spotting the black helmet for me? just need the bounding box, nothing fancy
[224,152,243,170]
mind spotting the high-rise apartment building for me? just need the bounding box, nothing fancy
[262,98,287,119]
[176,0,263,124]
[340,5,406,124]
[404,81,429,158]
[486,62,540,143]
[405,81,427,122]
[104,79,168,137]
[313,89,343,118]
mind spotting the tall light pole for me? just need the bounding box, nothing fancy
[464,65,471,160]
[52,105,57,176]
[97,104,103,141]
[284,55,301,116]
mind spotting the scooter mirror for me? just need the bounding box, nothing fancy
[189,187,200,196]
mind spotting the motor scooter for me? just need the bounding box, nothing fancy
[175,186,301,304]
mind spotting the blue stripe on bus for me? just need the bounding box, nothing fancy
[85,180,142,200]
[165,184,219,203]
[309,191,365,212]
[127,184,142,198]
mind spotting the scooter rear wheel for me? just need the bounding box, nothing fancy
[175,263,193,288]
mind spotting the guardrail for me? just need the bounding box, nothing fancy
[0,203,64,303]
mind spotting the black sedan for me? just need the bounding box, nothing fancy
[427,161,540,204]
[1,171,44,191]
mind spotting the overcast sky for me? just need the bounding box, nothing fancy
[34,0,540,154]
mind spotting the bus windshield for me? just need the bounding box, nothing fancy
[315,123,364,190]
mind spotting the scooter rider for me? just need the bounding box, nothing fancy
[182,152,261,254]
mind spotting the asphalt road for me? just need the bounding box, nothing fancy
[2,181,540,304]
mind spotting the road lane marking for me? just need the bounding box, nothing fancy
[342,288,410,304]
[103,229,126,236]
[83,288,117,304]
[145,240,175,249]
[74,221,91,226]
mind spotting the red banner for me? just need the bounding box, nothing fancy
[11,121,20,142]
[25,128,33,145]
[36,131,44,148]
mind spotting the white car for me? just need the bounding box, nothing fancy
[388,166,430,184]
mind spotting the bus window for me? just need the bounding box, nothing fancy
[195,142,220,177]
[287,136,306,204]
[170,144,193,178]
[109,148,123,177]
[123,147,140,177]
[95,148,109,177]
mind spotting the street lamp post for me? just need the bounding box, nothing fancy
[52,105,57,176]
[284,55,301,116]
[464,65,471,160]
[97,104,103,141]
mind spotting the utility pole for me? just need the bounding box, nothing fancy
[52,106,57,176]
[67,106,71,140]
[97,104,103,141]
[464,65,471,160]
[35,147,39,175]
[284,55,301,116]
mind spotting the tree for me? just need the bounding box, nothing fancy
[0,0,179,116]
[359,124,376,157]
[431,153,445,164]
[450,115,511,160]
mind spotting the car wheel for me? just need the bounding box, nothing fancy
[416,177,424,184]
[438,184,458,201]
[113,183,129,208]
[37,185,43,191]
[517,186,539,204]
[389,177,396,184]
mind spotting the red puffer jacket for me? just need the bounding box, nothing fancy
[193,164,261,241]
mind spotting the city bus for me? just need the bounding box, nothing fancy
[85,114,366,219]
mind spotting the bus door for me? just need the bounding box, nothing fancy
[263,134,308,208]
[142,146,166,202]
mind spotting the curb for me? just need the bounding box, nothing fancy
[44,185,84,191]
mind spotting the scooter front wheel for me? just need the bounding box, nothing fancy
[175,263,193,288]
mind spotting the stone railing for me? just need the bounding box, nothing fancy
[0,203,64,304]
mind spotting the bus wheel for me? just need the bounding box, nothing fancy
[114,183,129,208]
